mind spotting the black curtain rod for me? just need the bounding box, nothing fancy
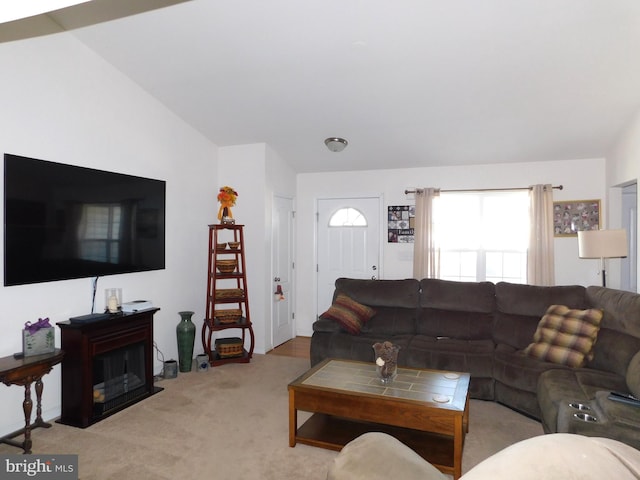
[404,185,563,195]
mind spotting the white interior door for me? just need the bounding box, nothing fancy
[272,195,295,348]
[317,197,381,316]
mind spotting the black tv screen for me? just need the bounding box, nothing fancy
[4,154,166,286]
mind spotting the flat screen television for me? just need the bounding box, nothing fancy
[4,153,166,286]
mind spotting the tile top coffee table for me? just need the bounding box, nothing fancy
[288,358,470,479]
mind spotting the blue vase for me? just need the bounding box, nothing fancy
[176,311,196,372]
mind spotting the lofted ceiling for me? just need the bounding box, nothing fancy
[11,0,640,173]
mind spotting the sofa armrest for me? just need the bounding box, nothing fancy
[313,318,343,333]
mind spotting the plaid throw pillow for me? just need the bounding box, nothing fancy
[320,294,376,334]
[523,304,603,367]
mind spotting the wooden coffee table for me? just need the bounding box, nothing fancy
[288,358,470,479]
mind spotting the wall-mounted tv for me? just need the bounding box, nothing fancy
[4,154,166,286]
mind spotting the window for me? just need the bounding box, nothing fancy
[77,204,122,263]
[329,207,367,227]
[436,191,529,283]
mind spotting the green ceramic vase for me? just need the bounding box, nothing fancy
[176,311,196,372]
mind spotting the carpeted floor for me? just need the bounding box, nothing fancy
[0,354,543,479]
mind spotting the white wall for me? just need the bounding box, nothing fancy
[0,28,216,435]
[295,158,606,337]
[217,143,296,354]
[264,144,296,351]
[608,108,640,289]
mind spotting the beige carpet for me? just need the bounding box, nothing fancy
[0,354,543,479]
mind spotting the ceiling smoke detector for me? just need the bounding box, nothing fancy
[324,137,348,152]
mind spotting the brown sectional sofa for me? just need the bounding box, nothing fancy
[311,277,640,447]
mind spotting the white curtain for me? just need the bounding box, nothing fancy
[413,188,440,279]
[527,184,555,285]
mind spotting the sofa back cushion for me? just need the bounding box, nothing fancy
[585,286,640,376]
[417,279,496,340]
[586,286,640,337]
[334,278,421,308]
[360,306,419,336]
[494,282,587,350]
[334,278,420,335]
[587,328,640,376]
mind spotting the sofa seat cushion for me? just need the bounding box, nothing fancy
[402,336,495,399]
[494,343,570,394]
[311,331,414,366]
[523,305,603,367]
[407,336,494,354]
[537,367,627,433]
[404,336,494,374]
[320,294,376,334]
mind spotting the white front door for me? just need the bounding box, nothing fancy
[272,195,295,348]
[317,196,381,316]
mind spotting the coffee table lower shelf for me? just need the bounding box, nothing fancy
[295,413,456,476]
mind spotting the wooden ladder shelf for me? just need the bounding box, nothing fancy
[202,224,255,366]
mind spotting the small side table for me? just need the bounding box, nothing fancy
[0,349,64,453]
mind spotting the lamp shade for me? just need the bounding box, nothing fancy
[577,229,628,259]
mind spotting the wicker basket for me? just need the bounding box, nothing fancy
[228,241,241,250]
[215,288,244,300]
[214,309,242,324]
[216,259,237,274]
[216,242,227,250]
[215,337,244,358]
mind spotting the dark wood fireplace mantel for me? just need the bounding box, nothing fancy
[57,309,161,428]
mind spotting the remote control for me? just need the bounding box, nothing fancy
[610,391,640,402]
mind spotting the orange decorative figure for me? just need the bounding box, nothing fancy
[217,186,238,222]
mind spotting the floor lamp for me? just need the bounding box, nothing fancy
[577,229,628,287]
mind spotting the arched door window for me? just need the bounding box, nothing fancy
[328,207,367,226]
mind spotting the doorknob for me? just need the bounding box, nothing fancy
[371,275,377,280]
[274,277,281,282]
[372,266,377,270]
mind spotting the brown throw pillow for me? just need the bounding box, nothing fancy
[523,304,603,368]
[320,294,376,334]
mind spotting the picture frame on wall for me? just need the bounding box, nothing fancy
[553,199,601,237]
[388,205,415,242]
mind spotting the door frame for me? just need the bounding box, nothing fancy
[314,194,385,316]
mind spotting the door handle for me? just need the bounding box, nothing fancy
[274,277,281,282]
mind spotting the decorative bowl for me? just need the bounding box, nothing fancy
[228,241,241,250]
[216,242,227,250]
[216,259,237,274]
